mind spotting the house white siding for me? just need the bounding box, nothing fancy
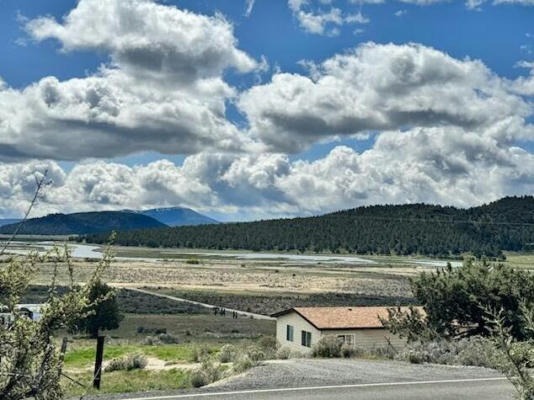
[325,328,406,350]
[276,312,322,352]
[275,311,406,353]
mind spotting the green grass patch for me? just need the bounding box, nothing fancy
[64,345,136,368]
[62,368,191,397]
[64,344,204,369]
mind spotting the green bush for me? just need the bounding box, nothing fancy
[190,370,208,388]
[104,353,148,372]
[186,259,200,265]
[312,336,342,358]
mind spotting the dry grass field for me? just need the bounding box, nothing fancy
[24,247,416,299]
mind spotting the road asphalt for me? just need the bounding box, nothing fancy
[82,359,516,400]
[119,378,513,399]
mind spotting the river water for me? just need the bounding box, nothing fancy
[3,241,462,267]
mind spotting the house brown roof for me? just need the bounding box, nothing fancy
[272,306,423,330]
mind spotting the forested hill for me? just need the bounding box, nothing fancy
[0,211,166,235]
[84,196,534,257]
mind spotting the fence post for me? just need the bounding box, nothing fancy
[93,336,105,389]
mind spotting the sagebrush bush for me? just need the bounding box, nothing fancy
[258,336,277,351]
[105,353,148,372]
[233,355,255,374]
[201,359,223,381]
[190,359,225,387]
[246,346,266,362]
[142,335,162,346]
[192,345,211,362]
[158,333,180,344]
[218,344,237,363]
[276,346,292,360]
[395,337,496,368]
[312,336,342,358]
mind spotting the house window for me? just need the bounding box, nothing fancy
[337,334,354,346]
[301,330,312,347]
[286,325,294,342]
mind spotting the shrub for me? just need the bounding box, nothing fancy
[394,337,496,368]
[246,346,266,362]
[158,333,180,344]
[369,345,396,360]
[258,336,277,351]
[341,343,363,358]
[191,345,211,362]
[190,370,208,388]
[105,353,148,372]
[186,259,200,265]
[312,336,342,358]
[218,344,237,363]
[276,346,292,360]
[137,326,147,334]
[142,335,162,346]
[233,355,255,374]
[200,358,223,382]
[190,359,225,387]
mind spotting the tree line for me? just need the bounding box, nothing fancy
[84,196,534,258]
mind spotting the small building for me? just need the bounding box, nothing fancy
[272,306,411,353]
[0,304,42,326]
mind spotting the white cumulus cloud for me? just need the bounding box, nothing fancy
[239,42,533,152]
[0,0,259,162]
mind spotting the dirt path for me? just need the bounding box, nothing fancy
[127,287,275,320]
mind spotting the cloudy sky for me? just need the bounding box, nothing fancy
[0,0,533,221]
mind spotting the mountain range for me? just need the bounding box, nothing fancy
[0,207,216,235]
[137,207,218,227]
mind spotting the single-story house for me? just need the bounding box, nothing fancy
[272,306,414,353]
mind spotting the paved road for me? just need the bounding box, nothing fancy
[95,359,515,400]
[127,288,275,320]
[119,378,513,400]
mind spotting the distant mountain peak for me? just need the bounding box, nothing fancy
[140,206,217,227]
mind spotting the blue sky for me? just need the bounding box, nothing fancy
[3,0,533,167]
[0,0,533,220]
